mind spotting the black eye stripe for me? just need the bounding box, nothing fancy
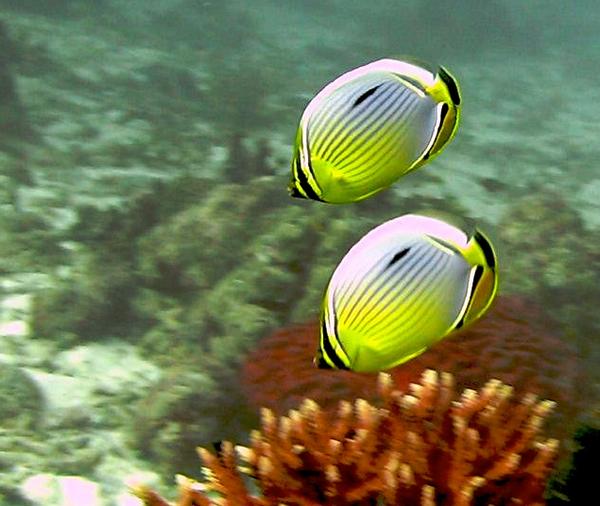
[353,85,381,107]
[386,247,410,269]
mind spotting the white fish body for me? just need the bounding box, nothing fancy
[317,214,498,372]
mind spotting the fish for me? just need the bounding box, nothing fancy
[315,213,498,372]
[289,58,461,204]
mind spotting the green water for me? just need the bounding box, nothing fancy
[0,1,598,504]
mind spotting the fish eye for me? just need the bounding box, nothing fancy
[353,85,381,107]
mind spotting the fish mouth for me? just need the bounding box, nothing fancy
[288,183,305,199]
[314,354,332,369]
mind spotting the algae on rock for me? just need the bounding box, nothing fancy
[0,364,43,430]
[498,189,600,377]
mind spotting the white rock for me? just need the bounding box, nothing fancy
[58,476,101,506]
[1,294,32,314]
[20,474,103,506]
[20,473,57,504]
[22,368,94,423]
[53,342,161,396]
[0,320,29,338]
[0,272,51,292]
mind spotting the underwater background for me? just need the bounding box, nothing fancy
[0,1,598,504]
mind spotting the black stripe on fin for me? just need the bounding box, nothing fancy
[320,319,348,369]
[422,103,449,161]
[294,155,322,201]
[438,66,461,105]
[455,265,484,330]
[473,230,496,269]
[386,247,410,268]
[353,85,380,107]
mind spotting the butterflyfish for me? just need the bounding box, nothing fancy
[316,213,498,372]
[289,58,461,204]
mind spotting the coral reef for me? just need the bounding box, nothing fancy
[242,295,584,439]
[0,364,43,430]
[135,370,559,505]
[0,209,64,274]
[498,190,600,378]
[129,365,257,478]
[0,20,35,146]
[498,191,595,295]
[1,3,598,505]
[29,175,211,343]
[30,246,139,342]
[136,177,289,296]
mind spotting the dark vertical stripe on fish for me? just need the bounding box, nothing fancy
[311,79,385,154]
[320,314,348,370]
[327,83,413,166]
[355,245,448,334]
[422,103,448,161]
[353,84,381,107]
[349,243,441,330]
[335,92,421,175]
[318,80,399,160]
[473,230,496,268]
[454,265,483,330]
[295,154,322,201]
[438,66,461,105]
[341,242,423,327]
[387,247,410,268]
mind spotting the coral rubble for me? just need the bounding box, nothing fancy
[135,370,559,505]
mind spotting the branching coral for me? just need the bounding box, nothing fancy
[135,370,559,505]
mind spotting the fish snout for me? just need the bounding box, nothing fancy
[288,183,305,199]
[314,353,332,369]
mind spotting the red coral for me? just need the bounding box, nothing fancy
[241,295,584,438]
[138,371,559,506]
[241,321,376,415]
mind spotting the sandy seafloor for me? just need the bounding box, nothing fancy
[0,2,599,505]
